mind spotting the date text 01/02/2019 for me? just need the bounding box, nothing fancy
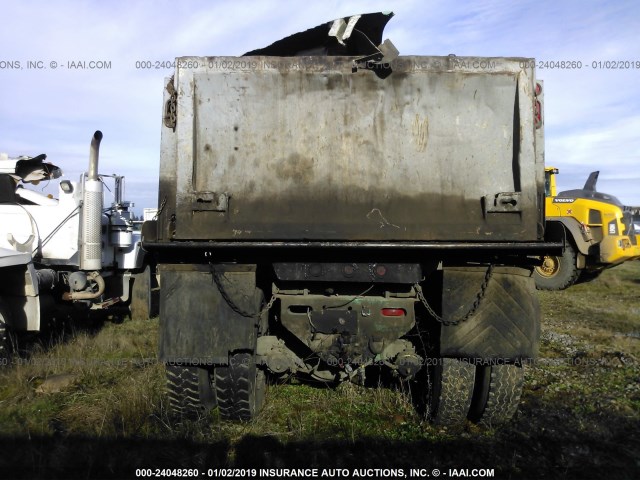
[519,59,640,69]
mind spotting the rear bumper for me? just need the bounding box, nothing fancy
[144,240,562,253]
[145,240,563,266]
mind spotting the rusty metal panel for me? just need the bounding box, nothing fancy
[163,55,541,242]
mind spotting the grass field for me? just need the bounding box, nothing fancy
[1,262,638,479]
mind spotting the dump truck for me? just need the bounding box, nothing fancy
[534,167,640,290]
[0,132,153,361]
[143,12,559,426]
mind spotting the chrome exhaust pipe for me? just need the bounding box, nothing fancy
[80,130,104,271]
[87,130,102,180]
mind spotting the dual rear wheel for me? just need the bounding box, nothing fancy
[167,354,524,426]
[430,358,524,426]
[166,352,266,422]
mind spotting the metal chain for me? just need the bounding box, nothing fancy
[210,263,277,319]
[152,197,166,220]
[415,264,494,326]
[260,293,278,319]
[163,78,177,130]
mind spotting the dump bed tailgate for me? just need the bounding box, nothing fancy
[160,55,543,242]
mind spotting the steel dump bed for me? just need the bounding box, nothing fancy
[151,14,553,428]
[158,55,544,243]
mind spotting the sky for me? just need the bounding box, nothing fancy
[1,0,639,213]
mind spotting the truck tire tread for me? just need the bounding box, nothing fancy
[431,358,476,425]
[479,364,524,426]
[215,352,265,421]
[166,364,215,420]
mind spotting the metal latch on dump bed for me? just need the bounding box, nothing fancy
[484,192,522,214]
[192,191,229,212]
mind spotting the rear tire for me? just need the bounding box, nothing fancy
[166,364,216,420]
[215,352,265,421]
[534,243,580,290]
[430,358,476,425]
[468,364,524,426]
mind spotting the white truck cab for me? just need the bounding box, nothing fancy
[0,132,153,359]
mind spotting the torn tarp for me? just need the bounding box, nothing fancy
[243,11,398,78]
[0,154,62,184]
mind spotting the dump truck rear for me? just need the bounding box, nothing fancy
[143,12,557,425]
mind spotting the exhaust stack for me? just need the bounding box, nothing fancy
[80,130,104,271]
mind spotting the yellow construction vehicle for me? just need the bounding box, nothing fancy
[535,167,640,290]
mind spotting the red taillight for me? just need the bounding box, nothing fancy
[343,264,356,277]
[375,264,387,277]
[381,308,406,317]
[535,82,542,96]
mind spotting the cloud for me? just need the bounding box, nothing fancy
[1,0,639,212]
[547,114,640,204]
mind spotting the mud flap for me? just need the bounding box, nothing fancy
[440,266,539,361]
[158,264,261,365]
